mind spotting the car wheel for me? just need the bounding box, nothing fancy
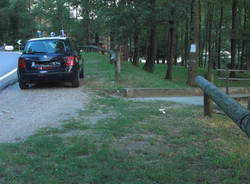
[80,68,84,79]
[72,70,80,87]
[19,80,28,89]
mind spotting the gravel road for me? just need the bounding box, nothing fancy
[0,81,89,143]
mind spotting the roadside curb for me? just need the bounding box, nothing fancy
[0,78,17,92]
[122,87,250,98]
[0,70,18,92]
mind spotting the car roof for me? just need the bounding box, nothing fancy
[28,37,68,42]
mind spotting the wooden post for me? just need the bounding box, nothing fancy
[248,96,250,111]
[248,88,250,111]
[195,75,250,137]
[115,52,121,82]
[204,73,214,117]
[226,67,229,94]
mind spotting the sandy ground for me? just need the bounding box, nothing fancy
[0,81,89,143]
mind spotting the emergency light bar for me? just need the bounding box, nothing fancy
[50,32,55,37]
[36,30,65,38]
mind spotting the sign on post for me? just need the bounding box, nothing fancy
[190,44,196,53]
[17,40,22,51]
[17,40,22,45]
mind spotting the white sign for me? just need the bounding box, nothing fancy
[190,44,196,53]
[17,40,22,45]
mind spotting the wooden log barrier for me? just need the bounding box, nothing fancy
[195,75,250,137]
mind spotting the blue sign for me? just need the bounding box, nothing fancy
[60,30,64,36]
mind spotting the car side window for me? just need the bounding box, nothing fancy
[65,40,72,55]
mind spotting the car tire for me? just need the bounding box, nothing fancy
[19,80,28,89]
[72,70,80,87]
[80,68,84,79]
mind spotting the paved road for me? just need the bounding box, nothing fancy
[0,51,21,90]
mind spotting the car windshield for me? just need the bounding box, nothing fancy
[24,40,68,54]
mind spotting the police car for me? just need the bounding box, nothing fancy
[17,31,84,89]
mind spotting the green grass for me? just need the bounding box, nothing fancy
[84,52,250,89]
[0,95,249,183]
[84,52,187,90]
[0,53,249,183]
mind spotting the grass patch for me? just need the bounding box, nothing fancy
[84,52,250,90]
[0,53,249,183]
[0,95,249,183]
[84,52,187,91]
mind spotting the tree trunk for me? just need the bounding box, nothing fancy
[230,0,238,77]
[247,45,250,70]
[132,29,140,66]
[204,39,208,67]
[143,0,157,73]
[95,33,99,45]
[217,0,223,70]
[82,0,91,45]
[156,51,160,64]
[174,29,178,65]
[84,14,90,45]
[245,0,250,69]
[143,25,157,72]
[28,0,31,15]
[200,37,205,67]
[129,37,133,62]
[165,21,175,80]
[56,1,64,31]
[240,0,247,70]
[198,0,202,67]
[110,30,114,50]
[204,12,209,68]
[213,26,217,69]
[187,0,199,86]
[184,14,189,68]
[207,3,214,76]
[120,42,128,62]
[180,29,185,66]
[163,58,166,64]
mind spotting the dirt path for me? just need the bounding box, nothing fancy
[0,81,89,143]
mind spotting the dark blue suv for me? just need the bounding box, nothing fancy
[17,37,84,89]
